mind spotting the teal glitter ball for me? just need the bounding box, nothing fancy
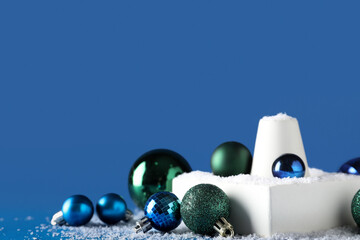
[351,189,360,226]
[180,184,230,235]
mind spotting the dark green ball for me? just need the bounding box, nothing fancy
[351,189,360,226]
[211,141,252,177]
[180,184,230,235]
[128,149,192,209]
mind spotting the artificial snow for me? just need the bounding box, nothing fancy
[261,113,294,121]
[24,214,360,240]
[25,216,34,221]
[174,168,358,187]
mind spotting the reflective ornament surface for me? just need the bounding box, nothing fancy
[144,191,182,232]
[339,158,360,175]
[62,195,94,226]
[96,193,127,225]
[272,153,305,178]
[180,184,233,236]
[211,141,252,177]
[352,189,360,227]
[128,149,192,208]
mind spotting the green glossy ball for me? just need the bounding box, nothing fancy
[180,184,230,235]
[128,149,192,209]
[211,141,252,177]
[351,189,360,226]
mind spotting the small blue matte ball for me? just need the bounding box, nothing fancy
[96,193,127,225]
[339,158,360,175]
[144,191,181,232]
[272,154,305,178]
[62,195,94,226]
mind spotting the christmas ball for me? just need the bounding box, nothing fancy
[96,193,127,225]
[352,189,360,226]
[339,158,360,175]
[181,184,231,235]
[272,153,305,178]
[128,149,192,209]
[61,195,94,226]
[211,141,252,177]
[144,191,182,232]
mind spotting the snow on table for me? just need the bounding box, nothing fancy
[25,213,360,240]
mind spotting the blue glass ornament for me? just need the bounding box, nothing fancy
[61,195,94,226]
[96,193,132,225]
[134,191,181,233]
[272,154,305,178]
[339,158,360,175]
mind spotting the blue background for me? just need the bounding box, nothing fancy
[0,0,360,226]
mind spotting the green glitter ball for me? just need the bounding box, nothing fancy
[211,141,252,177]
[128,149,192,209]
[351,189,360,226]
[180,184,231,235]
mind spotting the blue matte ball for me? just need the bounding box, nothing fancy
[62,195,94,226]
[96,193,127,225]
[144,191,181,232]
[339,158,360,175]
[272,153,305,178]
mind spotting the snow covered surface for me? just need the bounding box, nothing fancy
[2,210,360,239]
[261,113,294,121]
[175,168,359,186]
[16,213,360,240]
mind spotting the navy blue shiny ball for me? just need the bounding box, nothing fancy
[339,158,360,175]
[272,154,305,178]
[144,191,181,232]
[96,193,127,225]
[62,195,94,226]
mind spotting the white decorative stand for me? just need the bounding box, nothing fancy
[172,170,360,237]
[251,113,309,178]
[172,113,360,237]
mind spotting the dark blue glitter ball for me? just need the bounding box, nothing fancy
[339,158,360,175]
[144,191,181,232]
[272,153,305,178]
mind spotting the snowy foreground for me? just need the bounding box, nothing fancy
[38,215,360,240]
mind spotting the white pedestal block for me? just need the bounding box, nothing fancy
[251,113,310,178]
[172,169,360,237]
